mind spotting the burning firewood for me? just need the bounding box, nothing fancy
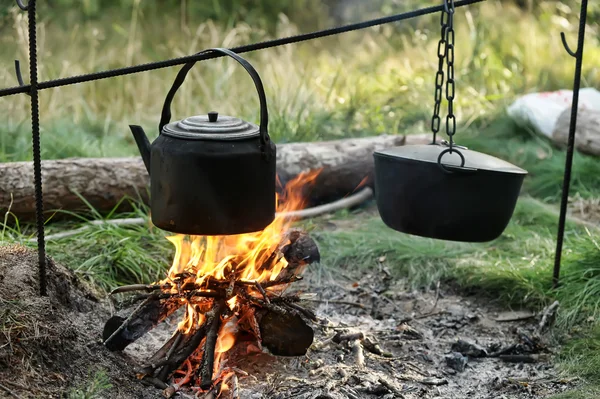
[103,228,319,396]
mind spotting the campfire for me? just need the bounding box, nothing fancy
[102,171,322,398]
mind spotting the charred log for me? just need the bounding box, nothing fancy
[199,300,226,389]
[103,295,182,352]
[256,309,315,356]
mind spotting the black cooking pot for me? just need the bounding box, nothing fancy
[373,141,527,242]
[128,48,276,236]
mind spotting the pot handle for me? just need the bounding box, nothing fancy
[437,148,476,174]
[158,48,270,148]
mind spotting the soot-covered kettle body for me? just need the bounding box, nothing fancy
[129,48,276,236]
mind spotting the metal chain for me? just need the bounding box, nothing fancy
[445,0,456,151]
[431,0,457,151]
[430,5,448,143]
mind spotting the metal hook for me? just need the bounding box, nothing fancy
[15,0,29,11]
[560,31,578,58]
[14,60,30,96]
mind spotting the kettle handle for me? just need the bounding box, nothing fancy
[158,48,270,148]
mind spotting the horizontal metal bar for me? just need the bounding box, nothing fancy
[0,0,485,98]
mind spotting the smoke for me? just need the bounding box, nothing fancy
[324,0,424,24]
[325,0,387,24]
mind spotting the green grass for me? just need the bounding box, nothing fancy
[550,386,600,399]
[67,369,113,399]
[2,201,172,292]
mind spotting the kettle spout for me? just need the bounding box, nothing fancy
[129,125,151,174]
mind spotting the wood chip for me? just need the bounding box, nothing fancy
[494,310,536,322]
[350,339,365,367]
[378,377,405,397]
[420,377,449,386]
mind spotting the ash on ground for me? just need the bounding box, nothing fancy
[129,262,578,399]
[225,263,576,399]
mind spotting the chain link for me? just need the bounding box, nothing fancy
[445,0,456,151]
[430,8,448,143]
[431,0,457,151]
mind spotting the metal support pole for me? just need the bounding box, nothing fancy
[553,0,588,288]
[15,0,47,296]
[27,0,47,296]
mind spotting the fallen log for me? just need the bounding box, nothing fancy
[0,134,430,222]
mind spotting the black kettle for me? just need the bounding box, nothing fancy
[129,48,276,236]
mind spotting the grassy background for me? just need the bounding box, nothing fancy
[2,0,600,397]
[1,0,599,161]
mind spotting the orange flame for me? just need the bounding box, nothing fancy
[354,175,370,191]
[158,168,321,385]
[161,169,320,297]
[216,317,238,355]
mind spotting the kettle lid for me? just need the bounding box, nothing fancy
[162,111,260,140]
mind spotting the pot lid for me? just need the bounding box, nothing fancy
[161,111,260,140]
[374,142,527,174]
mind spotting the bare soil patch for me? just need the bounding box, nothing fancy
[0,244,157,398]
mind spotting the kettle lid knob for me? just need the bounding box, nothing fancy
[208,111,219,122]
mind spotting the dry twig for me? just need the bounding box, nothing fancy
[304,299,366,309]
[426,280,441,313]
[333,331,364,344]
[230,374,240,399]
[31,188,373,242]
[362,336,393,357]
[200,300,226,389]
[378,377,405,398]
[0,383,22,399]
[253,281,270,304]
[110,283,164,295]
[499,354,548,363]
[537,301,560,333]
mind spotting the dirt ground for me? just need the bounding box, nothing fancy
[0,244,158,399]
[0,244,580,399]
